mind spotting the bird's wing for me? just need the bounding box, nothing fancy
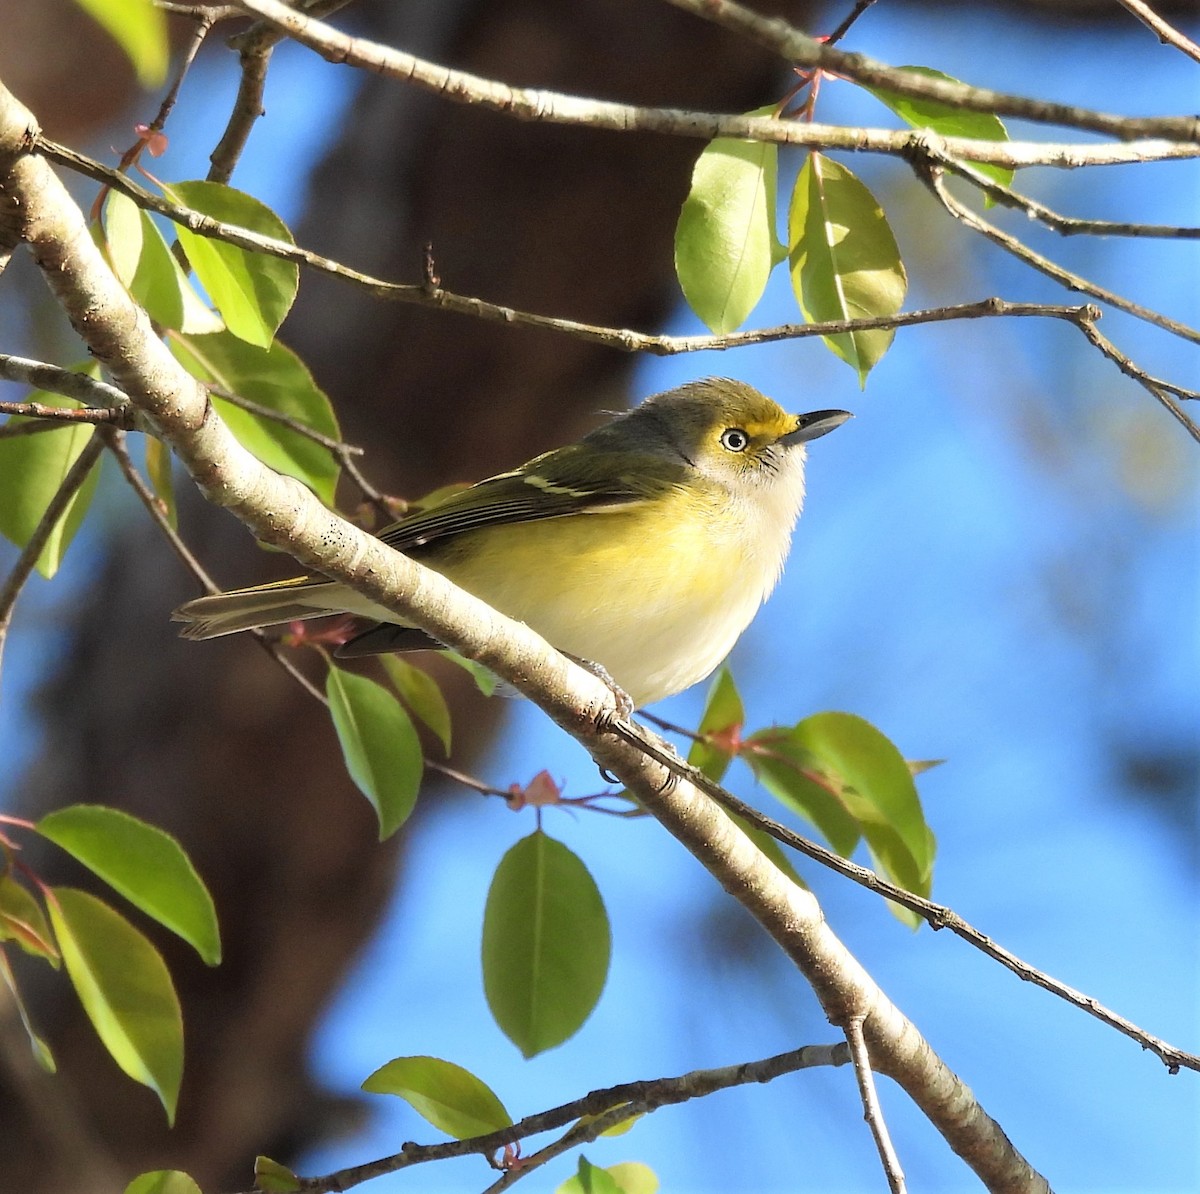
[379,444,661,552]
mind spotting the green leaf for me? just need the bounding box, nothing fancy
[0,874,59,962]
[440,650,500,697]
[48,887,183,1123]
[576,1107,641,1138]
[326,667,423,839]
[687,665,744,782]
[0,950,56,1071]
[0,384,102,578]
[163,180,298,347]
[788,152,907,384]
[675,108,781,334]
[362,1055,512,1139]
[379,656,452,755]
[254,1156,301,1192]
[104,193,224,335]
[37,804,221,966]
[749,713,935,924]
[604,1162,659,1194]
[72,0,168,87]
[124,1172,202,1194]
[482,831,610,1058]
[144,437,177,529]
[557,1157,623,1194]
[745,728,861,857]
[863,66,1014,192]
[171,331,340,504]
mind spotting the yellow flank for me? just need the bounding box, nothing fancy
[421,482,787,708]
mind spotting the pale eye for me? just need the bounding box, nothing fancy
[720,427,750,453]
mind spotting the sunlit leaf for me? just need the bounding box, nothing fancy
[0,383,102,578]
[0,874,59,962]
[124,1172,202,1194]
[675,107,782,334]
[482,831,609,1057]
[48,888,183,1123]
[557,1157,623,1194]
[253,1156,301,1192]
[788,152,907,384]
[38,804,220,965]
[362,1055,512,1139]
[863,66,1014,192]
[687,665,744,782]
[72,0,168,87]
[163,180,298,347]
[379,656,452,755]
[103,193,224,335]
[144,437,177,528]
[171,330,340,504]
[326,666,423,839]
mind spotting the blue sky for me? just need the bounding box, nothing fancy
[2,6,1197,1193]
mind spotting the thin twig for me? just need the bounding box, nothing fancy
[284,1043,851,1193]
[846,1016,906,1194]
[227,0,1200,163]
[103,426,328,703]
[0,354,135,407]
[663,0,1200,141]
[1074,316,1200,443]
[209,0,357,183]
[1117,0,1200,64]
[825,0,878,48]
[0,402,128,427]
[606,719,1200,1075]
[913,149,1200,347]
[940,155,1200,240]
[0,433,104,688]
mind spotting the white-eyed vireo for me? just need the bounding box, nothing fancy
[173,378,850,707]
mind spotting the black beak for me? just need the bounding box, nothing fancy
[781,409,853,446]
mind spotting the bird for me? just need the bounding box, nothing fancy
[173,377,850,708]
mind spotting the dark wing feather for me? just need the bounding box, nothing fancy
[378,445,657,553]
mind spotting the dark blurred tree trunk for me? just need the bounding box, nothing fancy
[0,2,805,1188]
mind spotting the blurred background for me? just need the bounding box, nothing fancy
[0,1,1196,1191]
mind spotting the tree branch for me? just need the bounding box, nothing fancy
[0,75,1049,1193]
[1117,0,1200,64]
[228,0,1200,166]
[289,1042,852,1193]
[847,1015,905,1194]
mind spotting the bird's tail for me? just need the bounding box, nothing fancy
[172,577,347,640]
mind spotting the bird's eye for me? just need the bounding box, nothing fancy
[720,428,750,453]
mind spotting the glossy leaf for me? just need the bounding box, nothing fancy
[0,873,59,962]
[606,1162,659,1194]
[482,831,610,1057]
[124,1172,202,1194]
[675,108,781,334]
[253,1157,301,1192]
[103,193,223,335]
[379,656,452,755]
[171,330,340,504]
[864,66,1014,191]
[326,667,423,839]
[749,713,935,924]
[362,1055,511,1139]
[746,728,861,857]
[48,887,183,1123]
[38,804,220,965]
[72,0,168,87]
[0,950,56,1071]
[687,665,744,782]
[788,152,907,384]
[0,386,102,578]
[164,180,298,347]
